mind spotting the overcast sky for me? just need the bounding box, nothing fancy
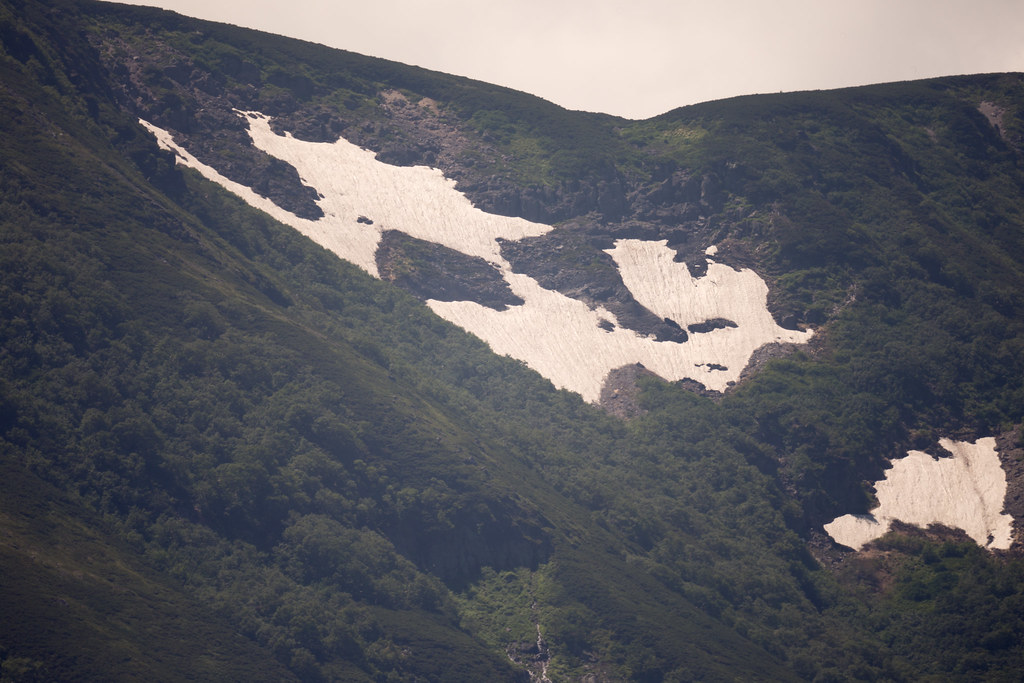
[114,0,1024,119]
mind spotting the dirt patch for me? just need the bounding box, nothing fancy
[979,101,1007,141]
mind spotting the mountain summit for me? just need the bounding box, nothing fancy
[3,0,1024,680]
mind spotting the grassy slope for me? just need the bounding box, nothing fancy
[0,458,301,682]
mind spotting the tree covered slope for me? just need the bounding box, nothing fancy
[3,0,1024,681]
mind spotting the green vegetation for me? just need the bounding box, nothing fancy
[3,0,1024,680]
[832,533,1024,680]
[0,457,301,682]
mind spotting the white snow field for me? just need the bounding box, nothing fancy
[143,112,812,402]
[608,240,812,386]
[824,437,1013,551]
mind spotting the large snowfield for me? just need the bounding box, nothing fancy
[143,112,812,402]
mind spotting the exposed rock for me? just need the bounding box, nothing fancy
[674,377,721,399]
[996,427,1024,552]
[499,229,688,343]
[978,101,1011,147]
[93,33,325,219]
[179,124,325,219]
[376,230,524,310]
[687,318,738,334]
[630,169,703,223]
[599,364,660,418]
[738,341,807,384]
[269,105,349,143]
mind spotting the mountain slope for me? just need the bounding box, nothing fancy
[3,0,1024,681]
[0,2,796,679]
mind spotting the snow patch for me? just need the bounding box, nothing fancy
[825,437,1013,551]
[431,240,811,401]
[141,114,547,277]
[608,239,812,387]
[142,113,813,403]
[241,113,550,269]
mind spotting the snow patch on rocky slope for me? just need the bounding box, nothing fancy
[143,113,812,402]
[825,437,1013,551]
[608,240,812,386]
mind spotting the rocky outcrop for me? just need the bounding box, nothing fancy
[93,32,325,219]
[377,230,524,310]
[599,363,660,418]
[499,229,689,343]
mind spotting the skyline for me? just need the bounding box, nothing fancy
[114,0,1024,119]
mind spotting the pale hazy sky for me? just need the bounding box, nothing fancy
[114,0,1024,119]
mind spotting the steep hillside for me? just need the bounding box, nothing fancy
[3,0,1024,681]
